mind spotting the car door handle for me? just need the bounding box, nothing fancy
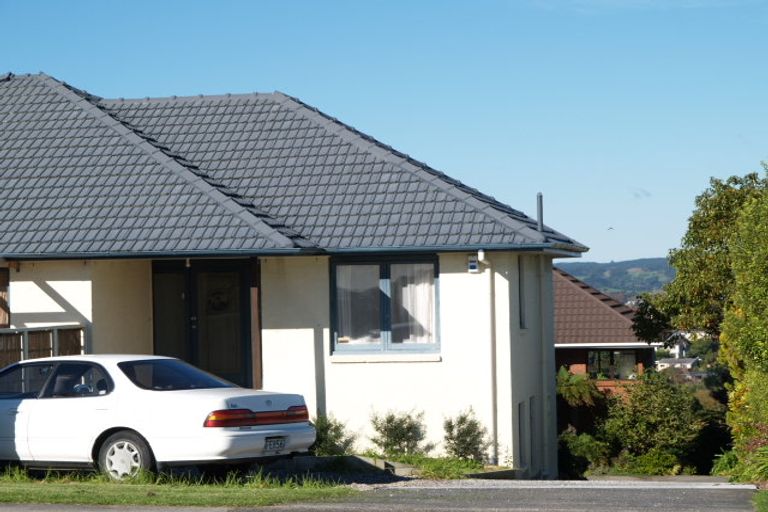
[7,409,18,415]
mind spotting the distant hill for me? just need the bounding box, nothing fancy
[556,257,675,302]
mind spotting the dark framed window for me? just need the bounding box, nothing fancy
[587,350,637,379]
[331,257,439,353]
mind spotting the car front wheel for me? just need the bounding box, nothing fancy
[98,431,154,480]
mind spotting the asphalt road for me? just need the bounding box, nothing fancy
[0,480,757,512]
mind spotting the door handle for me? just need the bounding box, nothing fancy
[7,409,18,415]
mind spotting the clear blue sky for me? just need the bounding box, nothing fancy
[3,0,766,262]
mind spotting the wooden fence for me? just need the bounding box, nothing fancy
[0,326,84,368]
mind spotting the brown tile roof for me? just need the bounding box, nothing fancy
[553,267,641,345]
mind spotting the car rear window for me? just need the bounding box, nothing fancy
[118,359,236,391]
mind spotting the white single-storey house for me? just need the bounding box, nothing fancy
[0,73,586,478]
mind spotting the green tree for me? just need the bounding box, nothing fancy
[631,293,674,344]
[720,189,768,477]
[722,192,768,375]
[633,172,768,342]
[556,367,603,408]
[602,371,703,458]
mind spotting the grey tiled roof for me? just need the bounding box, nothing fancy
[0,74,313,258]
[0,73,587,258]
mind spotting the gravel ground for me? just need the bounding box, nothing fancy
[257,464,757,492]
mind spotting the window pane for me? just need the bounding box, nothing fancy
[119,359,234,391]
[0,364,53,398]
[44,363,112,398]
[336,265,381,345]
[601,351,613,377]
[391,263,435,344]
[587,351,598,376]
[615,351,637,379]
[588,351,612,378]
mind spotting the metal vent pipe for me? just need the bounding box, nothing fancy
[537,192,544,232]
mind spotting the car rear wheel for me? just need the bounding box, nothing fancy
[98,431,154,480]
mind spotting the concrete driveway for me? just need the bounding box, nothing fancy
[0,479,757,512]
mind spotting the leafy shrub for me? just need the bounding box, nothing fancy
[602,371,703,458]
[727,370,768,456]
[613,448,682,476]
[740,445,768,483]
[711,449,739,476]
[558,427,610,477]
[370,410,432,456]
[556,367,603,408]
[443,408,490,462]
[311,415,356,456]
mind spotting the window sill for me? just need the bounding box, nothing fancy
[330,353,442,364]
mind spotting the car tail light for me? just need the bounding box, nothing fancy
[204,405,309,427]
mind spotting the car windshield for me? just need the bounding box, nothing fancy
[118,359,236,391]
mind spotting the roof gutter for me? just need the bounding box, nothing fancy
[0,247,325,261]
[555,343,657,349]
[327,243,587,257]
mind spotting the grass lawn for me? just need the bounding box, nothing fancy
[368,453,486,479]
[754,490,768,512]
[0,469,356,507]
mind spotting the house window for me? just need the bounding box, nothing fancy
[587,350,637,379]
[0,268,8,328]
[332,258,438,352]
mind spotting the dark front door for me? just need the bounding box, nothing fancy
[152,260,251,387]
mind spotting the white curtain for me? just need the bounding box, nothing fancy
[391,263,434,344]
[615,351,637,379]
[336,265,380,344]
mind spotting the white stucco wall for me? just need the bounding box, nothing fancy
[9,260,93,329]
[260,252,557,477]
[91,260,153,354]
[8,259,153,356]
[260,256,330,418]
[323,252,497,458]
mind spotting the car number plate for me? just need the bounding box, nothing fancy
[265,437,286,451]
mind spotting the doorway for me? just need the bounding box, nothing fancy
[152,260,252,387]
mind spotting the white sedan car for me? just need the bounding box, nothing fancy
[0,355,316,479]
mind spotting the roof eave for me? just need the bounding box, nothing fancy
[555,342,656,349]
[326,242,587,256]
[0,247,325,261]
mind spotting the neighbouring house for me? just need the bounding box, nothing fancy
[656,357,699,372]
[0,73,587,477]
[553,268,654,396]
